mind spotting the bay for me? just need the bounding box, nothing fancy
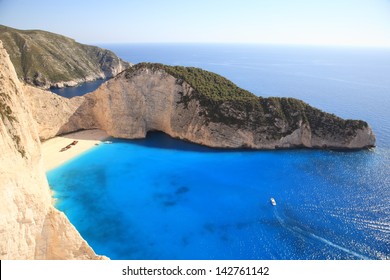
[47,44,390,259]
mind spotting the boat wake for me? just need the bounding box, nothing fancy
[273,208,370,260]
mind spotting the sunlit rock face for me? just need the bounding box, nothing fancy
[0,41,105,260]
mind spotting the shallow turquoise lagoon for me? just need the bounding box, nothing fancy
[47,132,390,260]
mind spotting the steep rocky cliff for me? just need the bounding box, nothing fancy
[27,63,375,149]
[0,25,131,89]
[24,84,98,140]
[0,41,104,259]
[86,64,375,149]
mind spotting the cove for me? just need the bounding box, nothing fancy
[50,78,108,98]
[47,132,390,260]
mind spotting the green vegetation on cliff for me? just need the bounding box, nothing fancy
[126,63,369,140]
[0,25,131,88]
[130,62,258,103]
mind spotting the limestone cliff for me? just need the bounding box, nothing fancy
[0,41,104,259]
[24,85,98,141]
[87,64,375,149]
[26,63,375,150]
[0,25,131,89]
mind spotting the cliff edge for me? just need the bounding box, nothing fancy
[0,41,105,259]
[87,64,375,149]
[0,25,131,89]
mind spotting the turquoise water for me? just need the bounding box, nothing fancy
[47,133,390,260]
[47,44,390,259]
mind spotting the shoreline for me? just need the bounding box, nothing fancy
[41,129,109,171]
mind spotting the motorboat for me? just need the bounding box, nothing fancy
[270,197,276,206]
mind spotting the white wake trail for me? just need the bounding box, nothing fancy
[274,208,370,260]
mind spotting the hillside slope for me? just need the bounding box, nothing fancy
[0,25,131,88]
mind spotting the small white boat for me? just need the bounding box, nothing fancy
[103,141,112,144]
[270,197,276,206]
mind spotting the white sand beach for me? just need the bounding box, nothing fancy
[41,129,109,171]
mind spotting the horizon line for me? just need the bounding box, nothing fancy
[3,24,389,49]
[90,41,390,49]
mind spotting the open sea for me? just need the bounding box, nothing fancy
[48,44,390,260]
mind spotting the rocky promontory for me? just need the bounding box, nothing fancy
[27,63,376,149]
[0,25,131,89]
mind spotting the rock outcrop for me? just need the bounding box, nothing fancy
[0,41,104,259]
[88,64,375,149]
[24,85,98,140]
[27,63,375,149]
[0,25,131,89]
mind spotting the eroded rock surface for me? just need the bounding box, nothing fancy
[0,41,105,259]
[26,64,376,149]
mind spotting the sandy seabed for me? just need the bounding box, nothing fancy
[41,129,109,171]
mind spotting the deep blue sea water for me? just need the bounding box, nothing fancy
[50,78,108,98]
[47,44,390,260]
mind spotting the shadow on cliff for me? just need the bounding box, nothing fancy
[57,96,101,139]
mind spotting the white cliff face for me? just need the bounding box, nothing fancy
[0,41,104,259]
[24,85,98,141]
[90,68,181,139]
[89,69,244,146]
[86,67,375,149]
[25,66,375,150]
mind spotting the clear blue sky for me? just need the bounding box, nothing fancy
[1,0,390,46]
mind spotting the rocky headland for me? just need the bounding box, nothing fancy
[0,25,131,89]
[26,63,375,150]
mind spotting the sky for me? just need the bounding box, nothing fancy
[1,0,390,46]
